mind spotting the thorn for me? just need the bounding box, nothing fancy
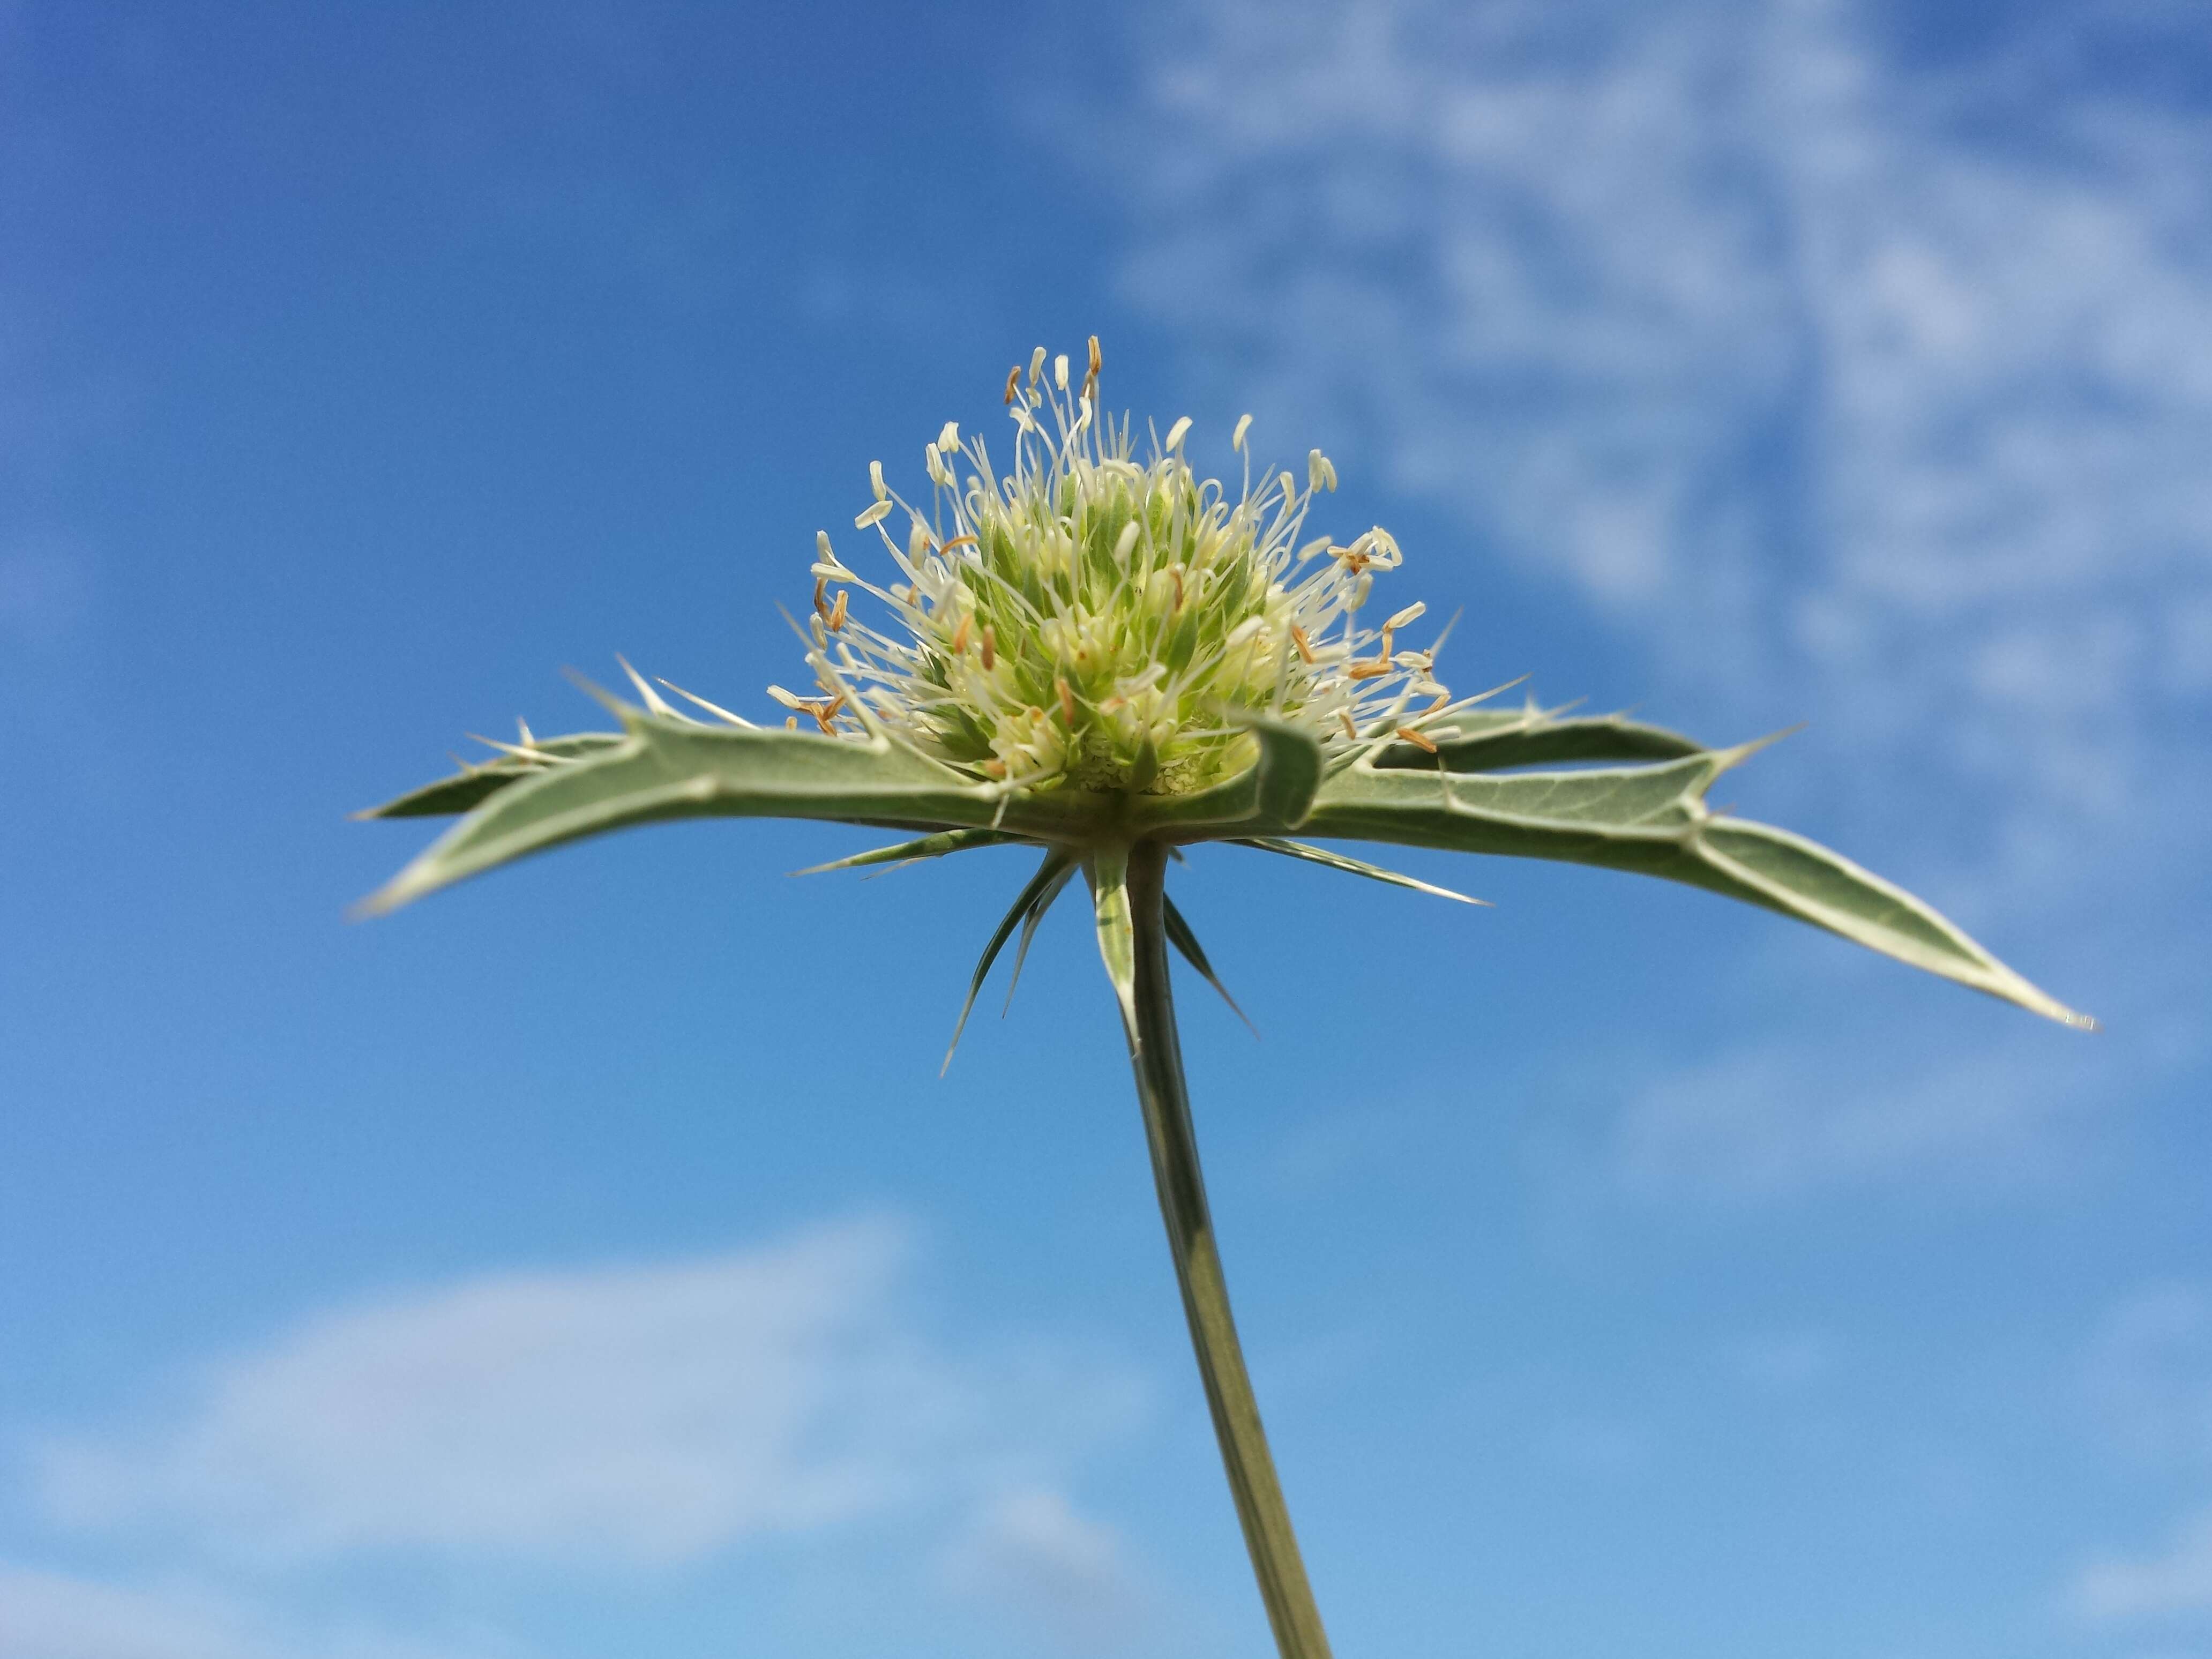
[616,655,681,720]
[563,666,641,726]
[656,677,754,727]
[464,733,572,764]
[1714,722,1806,774]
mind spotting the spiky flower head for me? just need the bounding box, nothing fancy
[782,338,1450,799]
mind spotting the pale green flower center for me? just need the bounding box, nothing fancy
[781,341,1449,796]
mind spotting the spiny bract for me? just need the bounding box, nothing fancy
[780,338,1449,797]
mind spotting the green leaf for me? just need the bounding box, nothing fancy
[1304,744,2091,1027]
[793,827,1021,877]
[1374,705,1707,773]
[1162,892,1256,1033]
[357,733,627,819]
[943,848,1079,1072]
[1228,836,1486,906]
[360,712,1046,915]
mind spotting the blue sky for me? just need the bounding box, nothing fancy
[3,2,2209,1655]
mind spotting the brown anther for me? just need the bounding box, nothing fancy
[812,576,829,620]
[951,615,971,655]
[827,591,848,632]
[939,534,978,552]
[808,693,847,734]
[1087,335,1102,377]
[1056,676,1077,727]
[1394,726,1439,753]
[980,625,996,670]
[786,715,800,731]
[982,759,1008,779]
[1169,567,1185,609]
[1003,365,1021,405]
[1346,660,1393,681]
[1290,624,1316,664]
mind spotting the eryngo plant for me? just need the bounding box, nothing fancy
[362,339,2088,1659]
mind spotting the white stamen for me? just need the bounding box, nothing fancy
[763,341,1444,795]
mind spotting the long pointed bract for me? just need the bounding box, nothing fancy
[1229,836,1485,906]
[1162,892,1257,1034]
[357,712,1089,916]
[1306,748,2090,1027]
[1003,860,1079,1014]
[793,827,1020,877]
[942,848,1079,1072]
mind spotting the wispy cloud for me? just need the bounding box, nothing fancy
[937,1488,1154,1654]
[0,1562,511,1659]
[2071,1283,2212,1626]
[33,1218,1144,1576]
[1077,0,2212,911]
[1605,1032,2110,1202]
[2074,1507,2212,1623]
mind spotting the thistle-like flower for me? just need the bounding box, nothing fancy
[791,340,1443,801]
[362,339,2088,1659]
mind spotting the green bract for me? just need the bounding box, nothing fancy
[362,340,2090,1659]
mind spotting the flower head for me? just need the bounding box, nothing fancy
[787,339,1449,798]
[361,337,2088,1034]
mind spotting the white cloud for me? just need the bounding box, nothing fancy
[0,1563,506,1659]
[937,1488,1151,1653]
[33,1218,1143,1573]
[1606,1034,2105,1201]
[2075,1508,2212,1623]
[1079,0,2212,906]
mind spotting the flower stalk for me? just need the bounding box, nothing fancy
[1094,840,1334,1659]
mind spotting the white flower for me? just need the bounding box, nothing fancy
[793,338,1447,796]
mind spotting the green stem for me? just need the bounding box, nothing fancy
[1118,840,1334,1659]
